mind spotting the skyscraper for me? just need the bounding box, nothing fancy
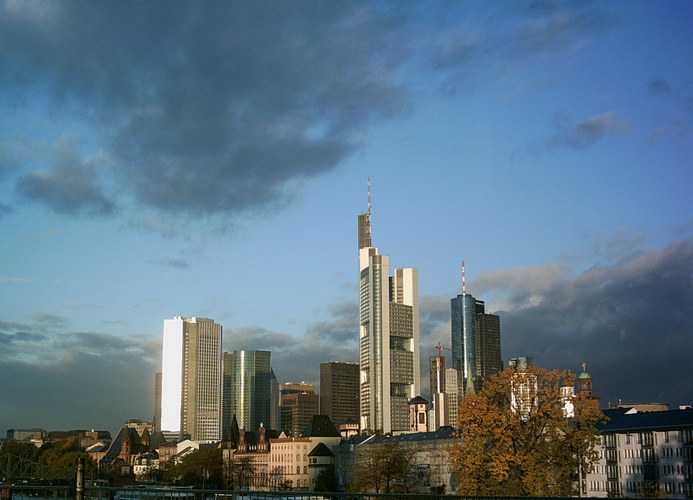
[430,355,449,430]
[222,350,277,433]
[358,184,420,434]
[280,382,319,437]
[320,361,359,428]
[451,263,502,396]
[160,316,222,442]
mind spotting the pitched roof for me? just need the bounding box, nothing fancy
[301,415,341,438]
[308,442,334,457]
[598,408,693,433]
[409,396,428,405]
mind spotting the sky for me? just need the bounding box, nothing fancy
[1,1,692,436]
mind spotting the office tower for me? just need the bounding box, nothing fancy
[269,369,279,431]
[475,308,502,383]
[445,367,460,428]
[154,372,161,432]
[280,382,319,437]
[451,262,502,396]
[358,184,420,434]
[222,350,274,433]
[320,361,359,427]
[430,355,448,430]
[160,316,222,442]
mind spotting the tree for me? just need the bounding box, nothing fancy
[354,440,418,493]
[225,455,254,489]
[171,448,223,488]
[448,365,603,497]
[314,465,337,492]
[38,438,98,476]
[0,441,41,462]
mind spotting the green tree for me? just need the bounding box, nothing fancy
[448,365,603,497]
[314,465,337,492]
[171,448,223,488]
[38,438,97,475]
[0,441,41,462]
[354,440,418,493]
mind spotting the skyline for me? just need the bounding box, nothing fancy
[1,1,692,435]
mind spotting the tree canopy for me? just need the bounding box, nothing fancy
[448,365,604,497]
[170,447,223,488]
[353,440,418,493]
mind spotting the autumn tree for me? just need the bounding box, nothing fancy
[354,440,418,493]
[448,365,603,497]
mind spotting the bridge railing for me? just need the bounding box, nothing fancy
[0,484,597,500]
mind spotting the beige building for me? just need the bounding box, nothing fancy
[224,415,342,491]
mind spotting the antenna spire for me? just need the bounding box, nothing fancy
[366,177,371,242]
[367,177,371,215]
[462,260,466,295]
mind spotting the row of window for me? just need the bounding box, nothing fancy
[591,463,693,477]
[604,429,693,448]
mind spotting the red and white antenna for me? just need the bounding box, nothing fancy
[462,260,467,295]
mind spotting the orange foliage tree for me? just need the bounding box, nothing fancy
[448,365,604,497]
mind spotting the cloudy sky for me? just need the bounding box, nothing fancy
[1,1,692,435]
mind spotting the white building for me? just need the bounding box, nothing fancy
[357,189,420,435]
[160,316,222,442]
[585,407,693,498]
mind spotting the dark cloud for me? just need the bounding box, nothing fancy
[0,2,621,224]
[0,320,158,434]
[475,239,693,407]
[14,137,115,216]
[1,2,412,220]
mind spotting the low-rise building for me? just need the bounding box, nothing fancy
[334,426,456,493]
[585,407,693,498]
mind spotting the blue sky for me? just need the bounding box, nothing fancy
[1,1,692,435]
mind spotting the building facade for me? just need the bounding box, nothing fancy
[320,361,360,428]
[160,316,222,442]
[585,407,693,498]
[280,383,320,437]
[358,200,420,434]
[222,350,277,434]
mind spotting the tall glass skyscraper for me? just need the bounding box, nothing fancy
[160,316,222,442]
[358,189,420,434]
[222,350,277,433]
[451,292,502,397]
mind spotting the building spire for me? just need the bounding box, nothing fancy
[462,260,467,295]
[358,177,372,250]
[366,177,371,241]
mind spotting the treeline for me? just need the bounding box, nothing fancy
[0,438,98,476]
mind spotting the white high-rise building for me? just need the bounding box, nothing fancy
[358,185,420,434]
[160,316,222,442]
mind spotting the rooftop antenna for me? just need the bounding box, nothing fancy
[367,177,371,216]
[462,260,467,295]
[366,177,372,241]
